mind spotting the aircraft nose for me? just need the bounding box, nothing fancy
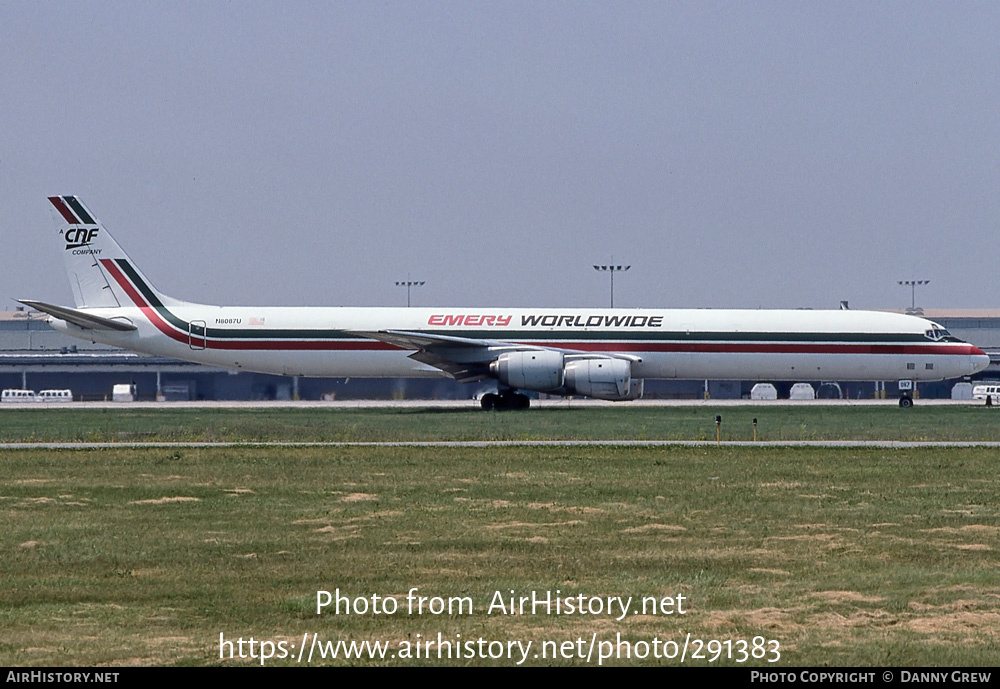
[971,346,991,374]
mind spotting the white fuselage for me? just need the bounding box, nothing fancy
[50,304,989,383]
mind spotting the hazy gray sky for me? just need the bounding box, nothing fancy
[3,2,999,311]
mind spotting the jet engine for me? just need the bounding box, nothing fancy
[490,351,643,401]
[564,358,643,400]
[491,351,565,391]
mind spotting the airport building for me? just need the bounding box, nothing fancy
[2,307,998,401]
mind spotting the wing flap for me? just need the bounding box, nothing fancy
[349,329,496,350]
[407,350,492,382]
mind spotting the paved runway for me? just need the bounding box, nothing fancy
[5,440,1000,449]
[0,398,989,409]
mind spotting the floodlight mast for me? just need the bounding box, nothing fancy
[593,262,630,308]
[395,280,425,307]
[897,279,929,311]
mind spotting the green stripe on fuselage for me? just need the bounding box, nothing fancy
[420,329,932,344]
[115,260,362,341]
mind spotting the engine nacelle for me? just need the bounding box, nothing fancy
[491,351,565,391]
[564,358,642,400]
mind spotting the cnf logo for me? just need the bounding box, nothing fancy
[65,227,99,249]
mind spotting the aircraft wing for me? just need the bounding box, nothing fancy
[350,329,499,351]
[351,329,640,382]
[17,300,137,332]
[352,329,555,382]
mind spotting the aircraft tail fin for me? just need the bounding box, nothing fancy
[48,196,184,309]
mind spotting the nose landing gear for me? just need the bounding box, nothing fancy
[898,379,914,408]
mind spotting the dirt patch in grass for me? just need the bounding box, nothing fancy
[339,493,378,503]
[766,533,842,546]
[810,609,896,628]
[909,599,984,612]
[314,526,362,541]
[810,591,885,604]
[485,520,585,530]
[129,497,200,505]
[923,525,999,535]
[904,611,1000,637]
[621,524,687,534]
[525,502,605,514]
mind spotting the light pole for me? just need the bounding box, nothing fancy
[897,279,929,312]
[395,280,425,307]
[593,262,630,308]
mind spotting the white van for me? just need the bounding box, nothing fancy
[972,384,1000,402]
[2,389,39,402]
[37,389,73,402]
[112,383,137,402]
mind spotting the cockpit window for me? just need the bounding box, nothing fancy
[924,328,952,341]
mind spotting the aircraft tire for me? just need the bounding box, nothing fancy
[898,396,913,409]
[487,392,531,411]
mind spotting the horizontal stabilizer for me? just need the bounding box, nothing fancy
[18,300,137,332]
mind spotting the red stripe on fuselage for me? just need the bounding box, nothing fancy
[517,341,984,356]
[97,259,982,357]
[100,259,191,343]
[99,258,400,351]
[197,340,399,351]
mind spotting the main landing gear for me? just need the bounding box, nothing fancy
[480,391,531,411]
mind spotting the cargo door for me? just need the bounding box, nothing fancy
[189,320,207,350]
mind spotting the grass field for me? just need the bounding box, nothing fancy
[1,407,998,666]
[3,403,1000,443]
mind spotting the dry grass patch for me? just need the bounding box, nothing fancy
[129,496,200,505]
[621,524,687,534]
[810,591,886,604]
[339,492,378,503]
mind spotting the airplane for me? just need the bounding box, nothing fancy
[20,196,990,409]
